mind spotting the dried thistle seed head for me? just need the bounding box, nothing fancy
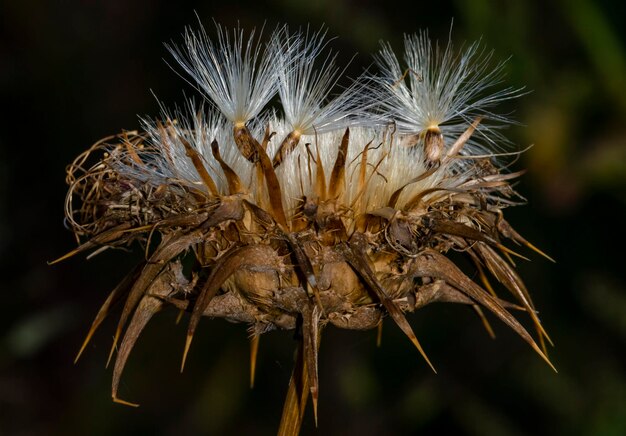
[58,22,555,435]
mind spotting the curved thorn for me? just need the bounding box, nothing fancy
[312,387,319,428]
[74,328,97,365]
[497,244,530,262]
[277,340,309,436]
[48,247,83,265]
[49,223,132,265]
[106,327,121,369]
[497,218,556,263]
[250,334,260,388]
[524,241,556,263]
[180,334,193,373]
[112,396,140,408]
[474,259,498,298]
[175,309,184,325]
[472,305,496,339]
[303,304,322,426]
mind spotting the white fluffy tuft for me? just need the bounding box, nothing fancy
[369,32,521,155]
[167,23,281,125]
[274,27,365,135]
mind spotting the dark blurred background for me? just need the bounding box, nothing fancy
[1,1,625,435]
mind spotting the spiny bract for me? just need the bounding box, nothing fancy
[58,22,555,435]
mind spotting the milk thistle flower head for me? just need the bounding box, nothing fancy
[55,21,555,435]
